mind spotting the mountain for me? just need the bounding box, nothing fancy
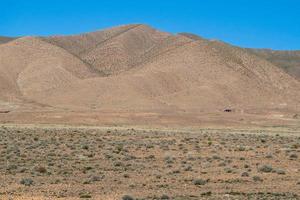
[0,24,299,125]
[0,36,16,45]
[247,49,300,80]
[42,24,170,75]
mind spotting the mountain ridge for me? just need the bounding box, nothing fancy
[0,24,299,126]
[2,25,299,79]
[0,36,17,45]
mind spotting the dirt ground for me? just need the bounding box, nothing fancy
[1,125,300,200]
[1,109,299,130]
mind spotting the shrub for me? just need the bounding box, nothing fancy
[80,194,92,198]
[35,166,47,173]
[122,195,134,200]
[20,178,34,186]
[241,172,249,177]
[193,178,207,186]
[252,176,263,182]
[289,154,298,159]
[276,169,286,175]
[258,165,273,173]
[161,194,170,199]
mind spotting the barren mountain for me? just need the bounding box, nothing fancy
[247,49,300,80]
[42,24,170,75]
[0,36,16,45]
[0,24,299,126]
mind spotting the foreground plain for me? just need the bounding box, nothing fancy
[1,125,300,200]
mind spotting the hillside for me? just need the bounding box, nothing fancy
[0,24,299,126]
[0,36,16,45]
[247,49,300,80]
[42,24,170,75]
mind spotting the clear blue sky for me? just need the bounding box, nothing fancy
[1,0,299,50]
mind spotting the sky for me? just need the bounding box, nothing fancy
[1,0,299,50]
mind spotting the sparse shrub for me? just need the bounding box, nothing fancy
[212,155,221,160]
[164,156,174,164]
[260,139,266,143]
[241,172,249,177]
[258,165,273,173]
[6,164,17,171]
[83,180,91,184]
[237,146,246,151]
[35,166,47,173]
[84,166,93,171]
[289,154,298,159]
[146,155,155,159]
[265,154,273,159]
[224,167,233,173]
[115,144,124,153]
[275,169,286,175]
[89,175,104,182]
[122,195,134,200]
[201,191,212,196]
[193,178,207,186]
[80,193,92,198]
[20,178,34,186]
[244,164,250,168]
[252,176,263,182]
[161,194,170,199]
[114,161,123,167]
[291,143,300,149]
[184,165,193,171]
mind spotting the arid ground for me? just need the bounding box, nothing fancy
[1,125,300,200]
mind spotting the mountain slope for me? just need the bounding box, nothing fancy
[43,24,170,75]
[247,49,300,80]
[0,37,98,103]
[0,36,16,45]
[0,24,299,119]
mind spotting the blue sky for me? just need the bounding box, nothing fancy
[1,0,299,50]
